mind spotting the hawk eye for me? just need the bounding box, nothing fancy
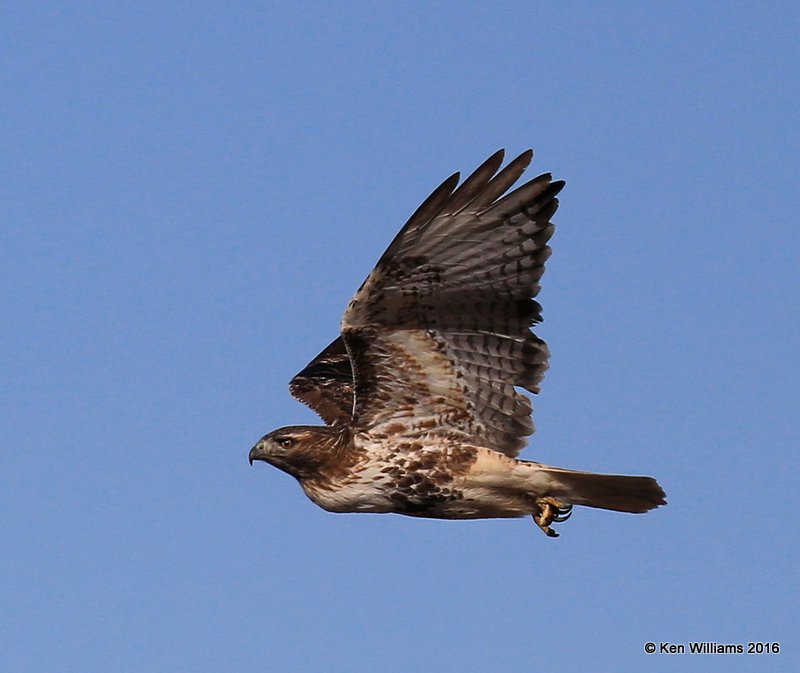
[279,437,294,449]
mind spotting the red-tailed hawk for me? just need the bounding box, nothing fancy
[249,149,666,536]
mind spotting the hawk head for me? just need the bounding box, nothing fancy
[248,425,341,479]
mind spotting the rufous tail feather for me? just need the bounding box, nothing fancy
[539,467,666,513]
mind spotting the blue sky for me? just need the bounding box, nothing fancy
[2,2,798,672]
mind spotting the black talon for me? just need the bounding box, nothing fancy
[532,499,573,536]
[552,504,573,523]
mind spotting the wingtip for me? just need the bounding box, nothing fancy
[541,177,566,198]
[513,149,534,172]
[488,148,506,163]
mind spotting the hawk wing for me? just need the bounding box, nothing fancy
[341,149,564,457]
[289,337,353,425]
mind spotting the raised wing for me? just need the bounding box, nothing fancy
[341,149,564,457]
[289,337,353,425]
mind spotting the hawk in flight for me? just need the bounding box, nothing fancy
[249,149,666,536]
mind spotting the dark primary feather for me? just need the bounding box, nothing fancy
[469,149,534,210]
[441,149,506,215]
[337,149,565,456]
[289,337,353,424]
[378,171,463,265]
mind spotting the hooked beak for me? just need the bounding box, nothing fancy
[248,444,265,466]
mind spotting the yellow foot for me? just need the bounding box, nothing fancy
[532,498,573,537]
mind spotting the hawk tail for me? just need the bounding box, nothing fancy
[537,466,666,513]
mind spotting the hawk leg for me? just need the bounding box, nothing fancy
[532,498,573,537]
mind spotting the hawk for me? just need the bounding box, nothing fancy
[249,149,666,536]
